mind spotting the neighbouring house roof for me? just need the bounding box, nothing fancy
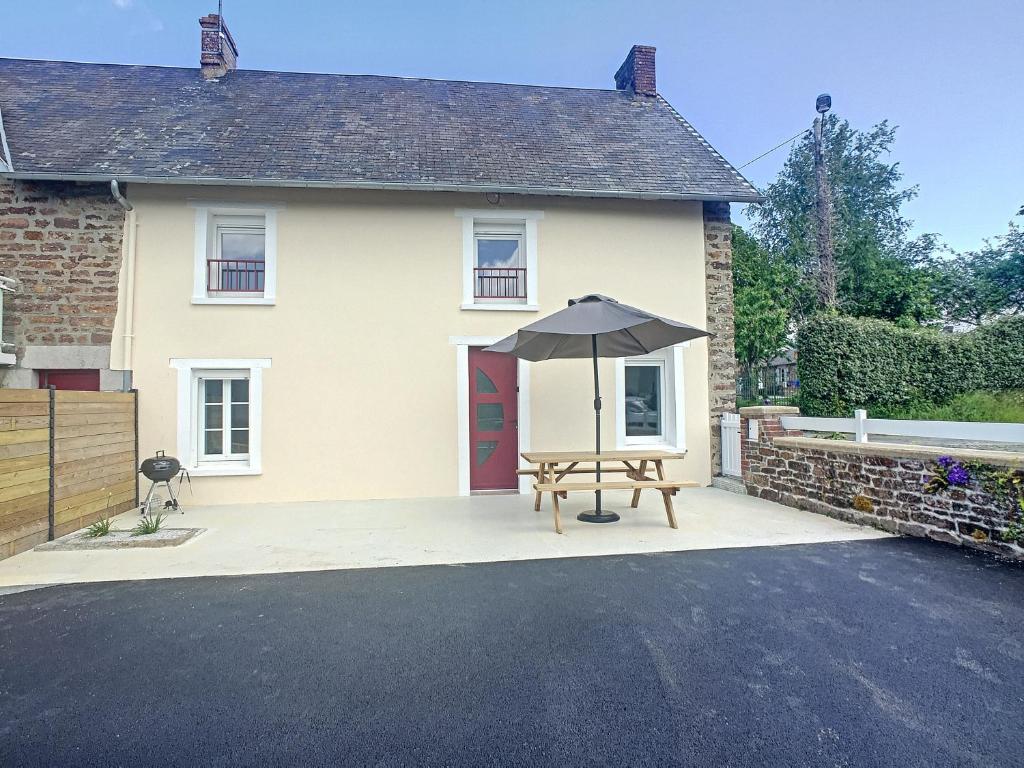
[768,348,798,367]
[0,58,761,202]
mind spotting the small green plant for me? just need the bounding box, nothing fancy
[132,512,165,536]
[84,517,113,538]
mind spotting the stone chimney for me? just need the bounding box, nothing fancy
[614,45,656,96]
[199,13,239,79]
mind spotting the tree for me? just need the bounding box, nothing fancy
[732,225,795,369]
[938,220,1024,326]
[749,116,939,324]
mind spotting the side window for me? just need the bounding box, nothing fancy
[617,349,684,450]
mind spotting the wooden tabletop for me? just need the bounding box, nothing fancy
[521,450,685,464]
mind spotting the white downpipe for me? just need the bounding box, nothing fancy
[110,180,137,374]
[120,209,138,371]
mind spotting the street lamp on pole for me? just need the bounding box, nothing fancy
[813,93,837,310]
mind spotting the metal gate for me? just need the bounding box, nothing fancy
[721,412,741,477]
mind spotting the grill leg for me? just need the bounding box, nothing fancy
[163,480,182,513]
[140,480,158,515]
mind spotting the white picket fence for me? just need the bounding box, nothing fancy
[721,412,742,476]
[779,409,1024,445]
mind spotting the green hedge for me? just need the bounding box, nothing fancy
[796,315,1024,416]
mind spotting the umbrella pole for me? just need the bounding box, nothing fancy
[577,333,620,524]
[594,333,601,512]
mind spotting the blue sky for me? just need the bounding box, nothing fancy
[2,0,1021,251]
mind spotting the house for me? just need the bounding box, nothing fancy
[0,12,760,505]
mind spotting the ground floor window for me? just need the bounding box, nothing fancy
[170,358,271,476]
[198,374,250,463]
[616,348,685,450]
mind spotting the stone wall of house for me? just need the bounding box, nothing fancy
[0,179,125,387]
[739,405,1024,560]
[703,201,736,476]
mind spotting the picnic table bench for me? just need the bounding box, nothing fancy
[520,450,697,534]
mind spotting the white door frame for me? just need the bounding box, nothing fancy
[450,336,531,496]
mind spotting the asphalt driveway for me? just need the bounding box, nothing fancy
[1,538,1021,767]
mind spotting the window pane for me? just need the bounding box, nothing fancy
[231,403,249,429]
[476,237,522,268]
[205,403,223,430]
[475,368,498,394]
[231,429,249,454]
[476,440,498,466]
[476,403,504,432]
[231,379,249,403]
[204,379,223,404]
[220,231,265,262]
[204,429,223,455]
[625,365,662,437]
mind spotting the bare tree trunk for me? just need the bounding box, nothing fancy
[813,116,838,310]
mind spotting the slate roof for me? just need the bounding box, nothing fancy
[0,58,760,202]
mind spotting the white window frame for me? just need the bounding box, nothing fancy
[196,371,251,464]
[170,358,271,476]
[190,202,281,305]
[456,209,541,311]
[615,345,687,451]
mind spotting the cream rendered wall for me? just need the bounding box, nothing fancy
[124,185,711,505]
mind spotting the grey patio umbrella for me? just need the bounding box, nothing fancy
[485,294,712,524]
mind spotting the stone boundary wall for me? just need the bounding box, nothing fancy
[739,406,1024,561]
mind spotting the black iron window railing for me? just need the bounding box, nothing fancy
[473,267,526,300]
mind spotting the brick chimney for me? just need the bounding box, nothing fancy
[614,45,656,96]
[199,13,239,79]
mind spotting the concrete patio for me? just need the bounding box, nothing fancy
[0,487,888,588]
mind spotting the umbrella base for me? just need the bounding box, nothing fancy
[576,511,621,524]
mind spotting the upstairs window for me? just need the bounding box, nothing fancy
[208,215,266,296]
[457,209,541,311]
[191,203,279,305]
[473,222,526,303]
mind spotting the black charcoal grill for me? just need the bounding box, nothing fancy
[139,450,185,514]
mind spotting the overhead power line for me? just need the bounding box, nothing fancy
[737,128,811,170]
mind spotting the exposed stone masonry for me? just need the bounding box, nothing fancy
[0,179,125,358]
[740,406,1024,561]
[704,201,736,476]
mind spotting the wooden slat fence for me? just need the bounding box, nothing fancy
[0,389,138,560]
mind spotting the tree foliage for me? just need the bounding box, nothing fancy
[747,116,938,325]
[936,221,1024,326]
[732,225,795,368]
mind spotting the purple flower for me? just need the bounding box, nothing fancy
[937,456,955,469]
[947,465,971,487]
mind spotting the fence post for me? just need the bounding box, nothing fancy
[132,388,140,507]
[47,385,55,541]
[854,409,868,443]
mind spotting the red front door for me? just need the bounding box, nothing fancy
[469,348,518,491]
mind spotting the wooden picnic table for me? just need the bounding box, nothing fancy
[519,450,696,534]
